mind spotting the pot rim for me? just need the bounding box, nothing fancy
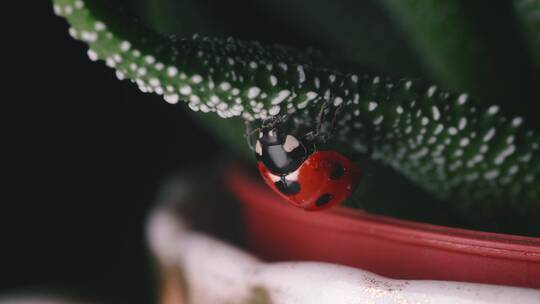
[226,165,540,263]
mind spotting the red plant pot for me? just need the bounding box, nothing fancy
[225,165,540,289]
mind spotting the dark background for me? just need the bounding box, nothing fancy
[2,1,218,302]
[4,0,539,302]
[3,1,323,301]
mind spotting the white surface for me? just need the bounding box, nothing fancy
[0,296,84,304]
[147,207,540,304]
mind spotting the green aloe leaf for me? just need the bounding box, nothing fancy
[251,0,424,77]
[514,0,540,71]
[380,0,539,121]
[136,0,216,36]
[52,0,540,234]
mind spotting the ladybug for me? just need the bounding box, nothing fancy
[254,126,361,211]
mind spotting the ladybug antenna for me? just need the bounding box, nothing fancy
[261,114,288,129]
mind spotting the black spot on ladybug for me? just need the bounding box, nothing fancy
[330,163,344,180]
[315,193,332,206]
[274,178,300,195]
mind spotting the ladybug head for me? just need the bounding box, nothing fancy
[255,127,309,176]
[258,127,284,146]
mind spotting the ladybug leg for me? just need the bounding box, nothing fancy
[244,120,259,152]
[305,96,344,144]
[320,102,344,143]
[303,97,333,142]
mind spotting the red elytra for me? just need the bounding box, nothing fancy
[258,151,361,210]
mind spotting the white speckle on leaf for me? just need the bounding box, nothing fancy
[75,0,84,9]
[269,105,281,116]
[488,105,499,115]
[433,124,444,135]
[149,78,161,87]
[179,85,192,95]
[144,55,155,65]
[120,41,131,52]
[405,126,412,134]
[271,90,291,105]
[458,94,468,105]
[155,62,164,71]
[137,67,147,76]
[494,145,516,165]
[248,87,261,98]
[64,5,73,15]
[431,106,440,120]
[217,102,228,110]
[115,70,125,80]
[483,128,496,142]
[167,66,178,77]
[508,165,519,175]
[94,21,106,31]
[314,77,320,88]
[458,117,467,130]
[200,104,210,113]
[306,92,317,101]
[87,49,98,61]
[427,86,437,97]
[512,117,523,127]
[270,75,278,86]
[329,74,336,83]
[106,57,116,68]
[191,74,203,84]
[219,82,231,91]
[53,4,62,15]
[164,94,179,104]
[81,31,98,42]
[484,169,500,180]
[113,54,122,63]
[68,27,78,38]
[373,116,384,125]
[297,65,306,83]
[189,95,200,104]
